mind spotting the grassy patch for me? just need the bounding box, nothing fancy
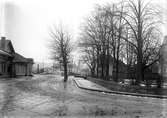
[87,77,167,96]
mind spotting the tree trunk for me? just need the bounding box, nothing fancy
[91,67,95,77]
[63,55,68,82]
[106,39,110,80]
[113,47,117,82]
[106,53,110,80]
[115,35,120,82]
[115,59,119,82]
[101,50,105,79]
[157,76,162,88]
[136,0,143,85]
[96,49,99,78]
[101,56,104,79]
[63,62,68,82]
[136,53,143,85]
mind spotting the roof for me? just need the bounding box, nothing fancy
[13,53,33,63]
[0,37,33,64]
[27,58,34,63]
[0,37,15,53]
[0,50,12,57]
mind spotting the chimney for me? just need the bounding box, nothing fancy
[1,37,6,50]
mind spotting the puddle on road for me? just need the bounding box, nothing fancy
[15,94,51,109]
[0,83,19,117]
[31,101,68,116]
[0,75,165,117]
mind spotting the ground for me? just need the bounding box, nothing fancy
[85,77,167,97]
[0,74,166,118]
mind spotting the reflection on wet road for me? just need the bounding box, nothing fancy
[0,74,166,118]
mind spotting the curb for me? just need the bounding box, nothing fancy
[73,79,167,99]
[73,79,111,93]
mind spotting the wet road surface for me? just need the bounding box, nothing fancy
[0,74,166,118]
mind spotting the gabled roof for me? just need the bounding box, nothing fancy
[13,53,28,63]
[13,53,34,64]
[0,37,34,64]
[27,58,34,63]
[0,50,12,57]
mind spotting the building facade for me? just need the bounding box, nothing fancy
[94,56,126,79]
[159,36,167,80]
[0,37,33,78]
[13,53,33,76]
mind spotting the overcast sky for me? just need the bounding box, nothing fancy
[0,0,167,63]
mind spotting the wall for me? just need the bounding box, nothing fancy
[15,63,26,76]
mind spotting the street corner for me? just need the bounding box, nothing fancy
[74,78,111,93]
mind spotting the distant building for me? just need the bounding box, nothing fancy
[159,36,167,79]
[147,36,167,82]
[95,55,127,78]
[0,37,33,78]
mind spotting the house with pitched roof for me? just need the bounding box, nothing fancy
[13,53,33,76]
[0,37,33,78]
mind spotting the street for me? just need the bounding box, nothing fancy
[0,74,166,118]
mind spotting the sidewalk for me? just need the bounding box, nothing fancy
[74,78,111,93]
[73,77,167,99]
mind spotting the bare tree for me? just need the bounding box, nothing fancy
[80,4,126,80]
[82,47,96,76]
[49,25,72,82]
[79,0,162,87]
[79,26,98,77]
[104,3,126,82]
[113,0,162,85]
[79,6,109,79]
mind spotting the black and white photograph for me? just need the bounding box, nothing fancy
[0,0,167,117]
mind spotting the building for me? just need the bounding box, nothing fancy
[95,56,127,79]
[159,36,167,80]
[143,36,167,83]
[0,49,13,77]
[13,53,33,76]
[0,37,33,78]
